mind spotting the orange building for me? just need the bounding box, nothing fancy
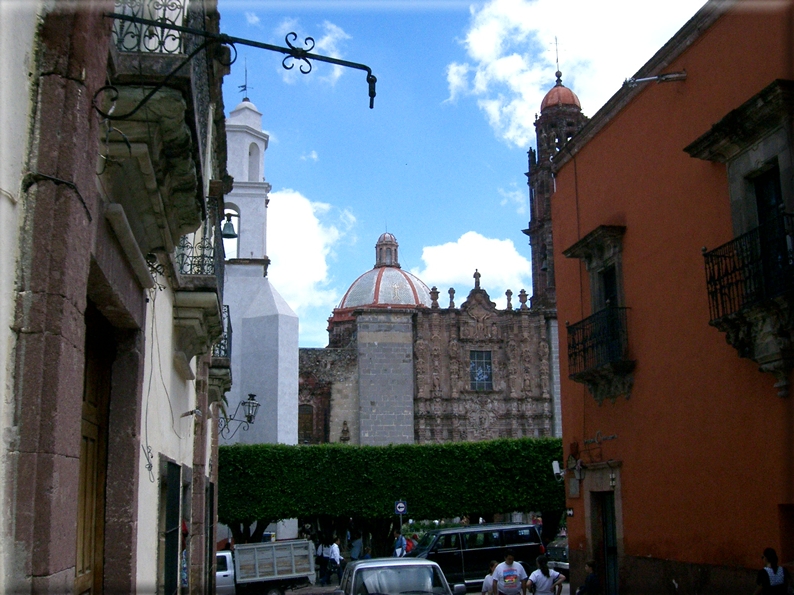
[550,1,794,593]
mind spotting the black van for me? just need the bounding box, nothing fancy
[405,524,545,591]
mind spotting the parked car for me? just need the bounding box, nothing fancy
[333,557,466,595]
[406,523,545,591]
[217,550,236,595]
[545,536,569,579]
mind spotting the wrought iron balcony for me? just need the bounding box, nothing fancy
[703,213,794,322]
[212,305,232,359]
[567,306,635,403]
[112,0,187,54]
[176,234,215,276]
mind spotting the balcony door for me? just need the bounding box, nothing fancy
[75,305,115,594]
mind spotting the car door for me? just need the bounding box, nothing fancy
[428,532,464,584]
[216,552,236,595]
[461,530,501,584]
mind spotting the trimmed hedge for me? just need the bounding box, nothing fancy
[218,438,563,525]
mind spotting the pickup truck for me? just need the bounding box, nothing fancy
[216,539,316,595]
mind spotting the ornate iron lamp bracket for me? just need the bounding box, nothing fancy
[96,12,378,121]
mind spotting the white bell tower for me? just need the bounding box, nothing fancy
[222,99,299,454]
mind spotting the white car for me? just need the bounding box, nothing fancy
[334,557,466,595]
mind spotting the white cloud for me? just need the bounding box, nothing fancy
[498,184,526,215]
[449,0,706,147]
[274,19,351,85]
[245,11,261,26]
[300,150,319,162]
[266,189,356,346]
[411,231,532,307]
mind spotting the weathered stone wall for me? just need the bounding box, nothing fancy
[356,312,414,445]
[415,285,554,443]
[299,347,357,444]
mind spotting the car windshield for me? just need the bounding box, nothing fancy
[414,533,435,550]
[353,565,449,595]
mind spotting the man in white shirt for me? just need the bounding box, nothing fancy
[492,550,527,595]
[328,536,345,584]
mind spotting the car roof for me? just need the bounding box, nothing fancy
[347,557,442,570]
[424,523,539,534]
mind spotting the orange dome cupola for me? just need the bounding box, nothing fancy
[540,70,581,112]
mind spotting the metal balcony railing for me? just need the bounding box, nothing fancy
[176,234,215,276]
[212,305,232,359]
[703,213,794,322]
[112,0,188,54]
[567,306,631,376]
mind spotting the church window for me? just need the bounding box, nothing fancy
[248,142,260,182]
[469,351,492,391]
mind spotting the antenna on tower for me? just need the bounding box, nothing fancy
[238,57,252,100]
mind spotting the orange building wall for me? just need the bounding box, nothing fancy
[552,2,794,579]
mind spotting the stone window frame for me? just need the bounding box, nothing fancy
[562,225,627,314]
[685,80,794,233]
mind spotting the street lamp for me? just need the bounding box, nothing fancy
[218,393,260,439]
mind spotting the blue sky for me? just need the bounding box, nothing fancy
[218,0,706,347]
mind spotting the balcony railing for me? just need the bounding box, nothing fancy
[212,305,232,359]
[112,0,188,54]
[703,213,794,322]
[567,306,631,376]
[176,234,215,276]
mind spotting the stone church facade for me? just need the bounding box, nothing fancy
[299,72,586,447]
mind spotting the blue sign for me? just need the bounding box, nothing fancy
[394,500,407,515]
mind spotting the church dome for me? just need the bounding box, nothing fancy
[540,71,581,111]
[336,234,432,310]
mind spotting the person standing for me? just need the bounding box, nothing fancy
[393,529,407,557]
[350,531,364,561]
[754,548,791,594]
[492,550,528,595]
[527,555,564,595]
[482,560,498,595]
[327,536,345,585]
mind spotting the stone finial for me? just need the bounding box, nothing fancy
[340,420,351,443]
[518,289,529,310]
[473,269,481,289]
[448,288,455,309]
[430,286,440,309]
[506,289,513,310]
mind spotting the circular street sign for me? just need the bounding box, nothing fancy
[394,500,407,515]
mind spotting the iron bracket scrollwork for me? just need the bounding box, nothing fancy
[95,11,378,121]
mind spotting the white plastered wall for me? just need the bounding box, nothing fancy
[135,284,199,590]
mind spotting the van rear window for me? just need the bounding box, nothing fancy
[502,528,540,545]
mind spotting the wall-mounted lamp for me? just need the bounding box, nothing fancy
[218,393,260,439]
[221,213,239,239]
[181,408,203,418]
[623,70,686,88]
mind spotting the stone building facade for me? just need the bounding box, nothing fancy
[298,235,563,446]
[414,277,554,443]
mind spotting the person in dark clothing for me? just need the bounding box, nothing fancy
[576,561,599,595]
[754,548,791,595]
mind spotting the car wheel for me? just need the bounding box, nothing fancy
[266,588,283,595]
